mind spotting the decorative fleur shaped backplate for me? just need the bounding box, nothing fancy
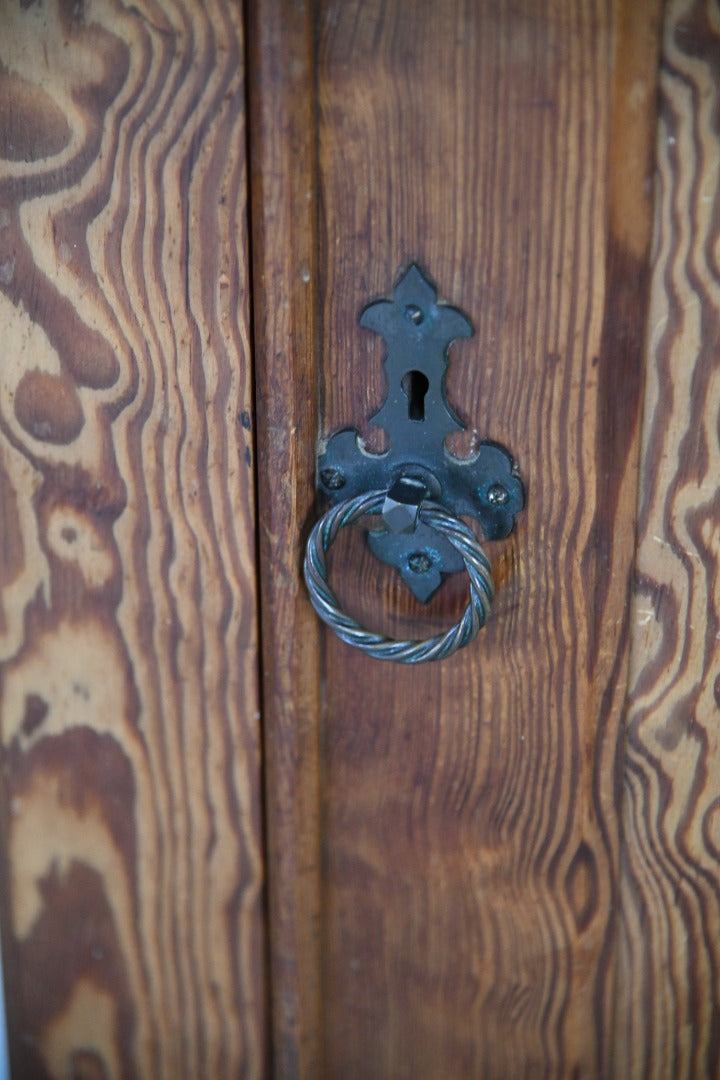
[317,264,524,602]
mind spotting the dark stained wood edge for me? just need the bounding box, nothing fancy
[245,3,325,1077]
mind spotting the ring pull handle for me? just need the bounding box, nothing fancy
[304,265,524,662]
[303,492,493,663]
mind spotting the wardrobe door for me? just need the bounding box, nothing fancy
[248,1,662,1076]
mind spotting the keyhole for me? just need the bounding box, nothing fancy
[401,370,429,422]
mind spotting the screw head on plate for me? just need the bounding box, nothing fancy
[408,551,433,574]
[320,467,346,491]
[486,483,509,506]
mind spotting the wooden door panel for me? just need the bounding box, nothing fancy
[249,0,662,1076]
[316,2,660,1075]
[0,1,265,1076]
[616,2,720,1075]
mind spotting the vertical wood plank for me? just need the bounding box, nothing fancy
[246,3,325,1076]
[616,2,720,1075]
[315,1,660,1075]
[0,0,266,1076]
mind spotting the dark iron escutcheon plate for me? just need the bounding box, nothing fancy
[317,264,524,602]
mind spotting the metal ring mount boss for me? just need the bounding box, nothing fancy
[303,264,525,662]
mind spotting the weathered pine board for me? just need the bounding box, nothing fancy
[616,2,720,1076]
[313,1,660,1076]
[0,1,266,1077]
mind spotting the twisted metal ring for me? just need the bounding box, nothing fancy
[303,490,494,662]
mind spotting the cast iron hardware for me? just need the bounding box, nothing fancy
[303,264,524,661]
[304,491,493,662]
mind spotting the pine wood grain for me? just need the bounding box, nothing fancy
[314,1,660,1075]
[616,2,720,1075]
[0,1,266,1076]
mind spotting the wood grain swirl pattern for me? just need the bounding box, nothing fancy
[0,1,265,1076]
[616,2,720,1076]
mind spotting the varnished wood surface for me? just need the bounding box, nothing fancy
[8,0,714,1076]
[314,1,660,1076]
[616,2,720,1076]
[0,1,265,1077]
